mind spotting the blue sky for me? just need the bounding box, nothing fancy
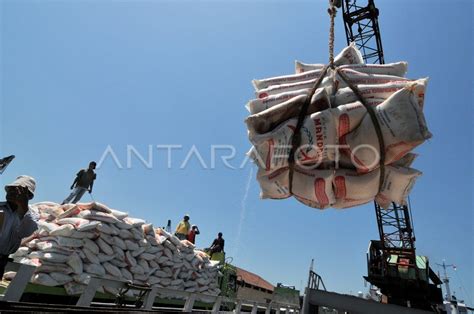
[1,0,472,303]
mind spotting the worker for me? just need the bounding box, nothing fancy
[187,225,200,244]
[174,214,190,240]
[0,176,38,278]
[165,219,171,233]
[208,232,225,255]
[62,161,97,204]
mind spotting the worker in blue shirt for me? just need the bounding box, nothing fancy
[0,175,39,278]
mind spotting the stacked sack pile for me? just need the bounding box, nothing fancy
[245,43,431,209]
[8,201,220,297]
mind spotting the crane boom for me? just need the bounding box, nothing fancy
[341,1,442,310]
[341,0,418,279]
[341,0,384,64]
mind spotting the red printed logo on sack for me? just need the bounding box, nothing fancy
[265,139,274,171]
[314,178,329,206]
[313,118,325,150]
[334,176,346,199]
[339,113,350,137]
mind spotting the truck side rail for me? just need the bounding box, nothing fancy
[1,264,300,313]
[1,261,36,302]
[78,276,300,313]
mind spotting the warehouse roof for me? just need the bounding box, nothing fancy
[236,267,274,292]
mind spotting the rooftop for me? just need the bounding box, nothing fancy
[236,267,274,292]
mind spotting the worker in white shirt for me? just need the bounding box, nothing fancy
[0,175,38,278]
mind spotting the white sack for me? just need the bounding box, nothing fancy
[96,238,114,255]
[49,272,73,285]
[83,247,101,264]
[344,87,431,172]
[249,109,337,173]
[257,165,420,209]
[246,89,330,136]
[333,165,421,208]
[103,262,121,278]
[334,78,427,108]
[253,68,326,91]
[84,263,106,277]
[255,76,333,99]
[76,221,100,232]
[67,253,83,274]
[121,268,133,281]
[296,61,407,77]
[36,263,74,274]
[110,208,128,219]
[257,167,335,209]
[64,282,86,295]
[246,89,311,114]
[32,273,60,286]
[83,238,99,255]
[50,224,75,237]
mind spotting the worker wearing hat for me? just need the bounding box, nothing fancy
[174,214,191,240]
[0,175,39,278]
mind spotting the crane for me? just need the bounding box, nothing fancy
[341,0,443,310]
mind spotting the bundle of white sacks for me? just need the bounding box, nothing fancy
[245,43,431,209]
[8,202,220,297]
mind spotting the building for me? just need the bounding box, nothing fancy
[236,267,274,304]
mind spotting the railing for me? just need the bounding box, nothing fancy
[1,262,300,313]
[1,261,36,302]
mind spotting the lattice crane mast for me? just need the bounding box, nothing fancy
[341,0,442,310]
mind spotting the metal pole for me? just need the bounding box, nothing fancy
[307,259,314,289]
[442,261,452,302]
